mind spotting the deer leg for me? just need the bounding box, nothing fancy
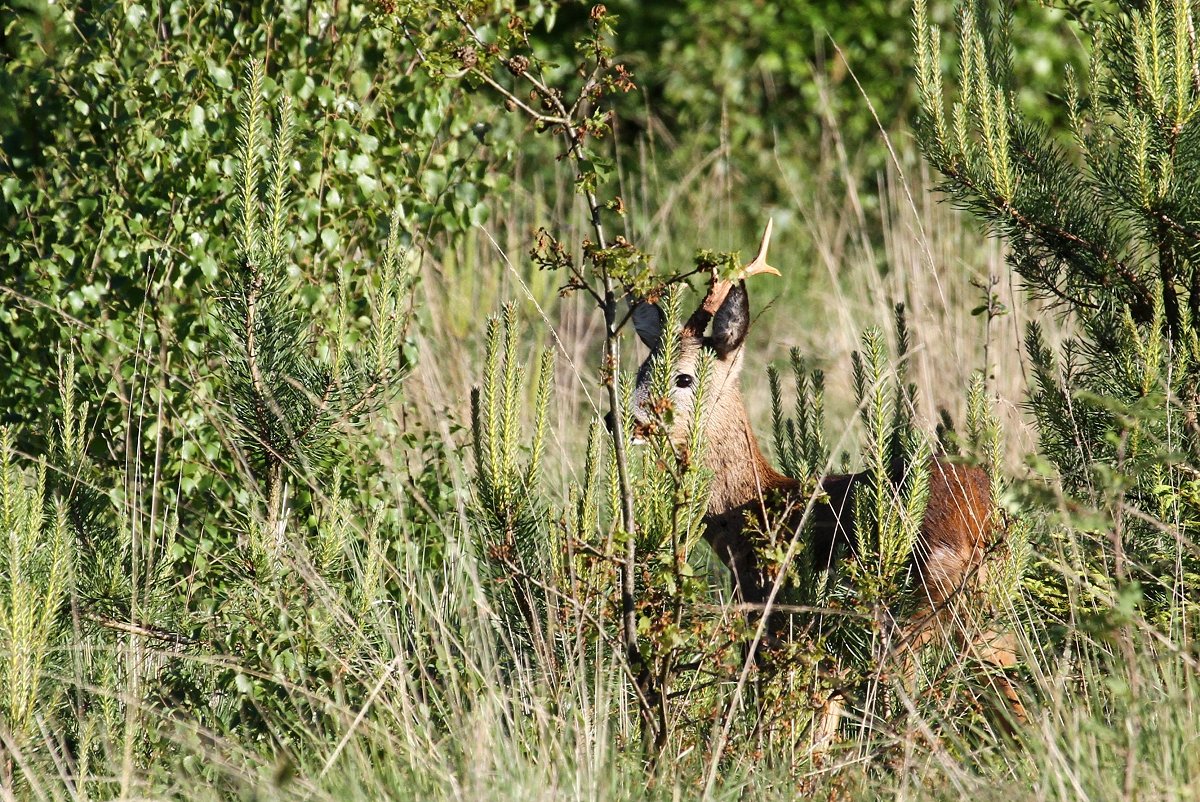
[969,628,1028,726]
[812,691,845,754]
[894,612,942,699]
[899,614,1027,727]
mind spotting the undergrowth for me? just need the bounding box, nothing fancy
[0,1,1198,801]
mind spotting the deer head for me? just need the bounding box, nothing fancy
[630,220,780,453]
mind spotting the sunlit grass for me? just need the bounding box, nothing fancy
[1,72,1193,802]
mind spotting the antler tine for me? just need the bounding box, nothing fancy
[683,219,780,336]
[743,217,780,280]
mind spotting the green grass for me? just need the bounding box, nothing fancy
[1,57,1194,802]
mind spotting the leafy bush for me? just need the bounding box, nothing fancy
[0,0,488,477]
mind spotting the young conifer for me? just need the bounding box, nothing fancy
[0,429,72,788]
[216,62,415,558]
[469,305,557,662]
[914,0,1200,619]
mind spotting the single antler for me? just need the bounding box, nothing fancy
[683,218,780,337]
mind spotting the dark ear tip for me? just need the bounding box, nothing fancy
[710,281,751,356]
[632,300,665,350]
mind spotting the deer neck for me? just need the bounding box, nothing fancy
[702,391,796,518]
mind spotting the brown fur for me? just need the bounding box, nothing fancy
[695,391,993,612]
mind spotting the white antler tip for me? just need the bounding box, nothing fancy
[740,217,780,279]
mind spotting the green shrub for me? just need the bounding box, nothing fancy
[0,429,72,791]
[0,0,489,502]
[914,0,1200,627]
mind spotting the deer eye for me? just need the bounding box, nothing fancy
[675,374,694,389]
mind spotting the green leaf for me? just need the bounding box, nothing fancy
[208,62,232,90]
[51,244,77,265]
[126,3,147,27]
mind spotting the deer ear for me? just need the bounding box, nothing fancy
[710,282,750,358]
[632,301,665,350]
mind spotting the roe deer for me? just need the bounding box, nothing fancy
[629,221,1026,738]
